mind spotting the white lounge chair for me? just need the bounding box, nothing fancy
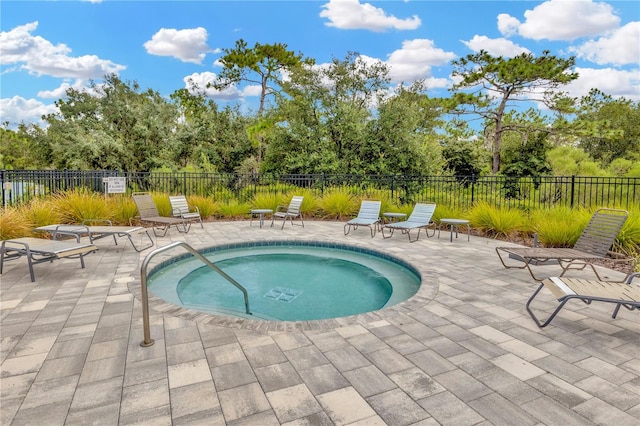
[35,219,153,252]
[1,237,98,282]
[132,192,189,236]
[271,196,304,229]
[344,200,381,237]
[381,203,436,242]
[169,195,203,229]
[526,273,639,328]
[496,208,633,281]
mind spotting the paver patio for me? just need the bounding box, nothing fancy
[1,220,638,425]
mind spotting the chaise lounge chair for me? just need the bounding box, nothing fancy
[271,196,304,229]
[344,200,382,237]
[526,273,639,328]
[381,203,436,243]
[496,208,633,281]
[132,192,189,237]
[169,195,203,229]
[35,219,154,252]
[0,237,98,282]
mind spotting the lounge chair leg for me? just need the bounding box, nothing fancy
[526,283,570,328]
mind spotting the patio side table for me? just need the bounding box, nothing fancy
[250,209,273,228]
[382,212,407,223]
[438,218,470,242]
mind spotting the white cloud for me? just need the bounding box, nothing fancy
[501,0,620,41]
[0,21,125,79]
[37,80,96,99]
[0,96,58,128]
[144,27,210,64]
[184,72,242,100]
[320,0,421,31]
[565,67,640,100]
[570,22,640,66]
[497,13,520,38]
[386,39,456,83]
[462,35,531,57]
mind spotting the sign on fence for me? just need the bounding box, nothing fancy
[104,177,126,194]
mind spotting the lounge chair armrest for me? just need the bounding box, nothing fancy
[626,272,640,284]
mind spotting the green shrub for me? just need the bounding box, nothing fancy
[0,207,33,239]
[50,189,115,223]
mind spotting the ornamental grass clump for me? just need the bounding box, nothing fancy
[188,195,217,219]
[468,201,526,239]
[615,208,640,263]
[529,206,587,247]
[251,193,280,211]
[51,188,115,224]
[24,198,62,228]
[0,207,33,239]
[283,189,320,215]
[151,193,172,217]
[111,196,139,225]
[216,200,252,219]
[319,190,358,220]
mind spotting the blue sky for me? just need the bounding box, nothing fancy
[1,0,639,129]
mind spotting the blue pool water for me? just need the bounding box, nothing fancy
[147,242,421,321]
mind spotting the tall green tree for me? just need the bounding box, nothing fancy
[440,119,488,183]
[0,125,37,169]
[169,88,254,173]
[38,74,179,171]
[213,39,314,116]
[574,89,640,164]
[365,83,444,176]
[449,50,578,173]
[265,52,417,175]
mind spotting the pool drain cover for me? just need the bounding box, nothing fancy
[264,287,302,303]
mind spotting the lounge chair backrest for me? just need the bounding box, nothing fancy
[169,195,191,216]
[573,208,628,257]
[358,200,382,221]
[287,196,304,214]
[407,203,436,224]
[132,193,160,218]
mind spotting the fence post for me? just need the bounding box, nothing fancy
[182,172,187,195]
[570,175,575,208]
[391,175,395,201]
[471,174,476,205]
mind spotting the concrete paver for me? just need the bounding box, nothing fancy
[1,220,638,425]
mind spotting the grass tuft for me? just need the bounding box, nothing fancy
[318,191,358,220]
[50,189,115,223]
[468,201,526,238]
[0,207,33,239]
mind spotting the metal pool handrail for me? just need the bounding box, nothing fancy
[139,241,251,347]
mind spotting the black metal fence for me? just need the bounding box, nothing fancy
[2,170,639,210]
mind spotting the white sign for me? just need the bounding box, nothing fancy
[106,177,126,193]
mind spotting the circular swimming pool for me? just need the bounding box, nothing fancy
[147,241,421,321]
